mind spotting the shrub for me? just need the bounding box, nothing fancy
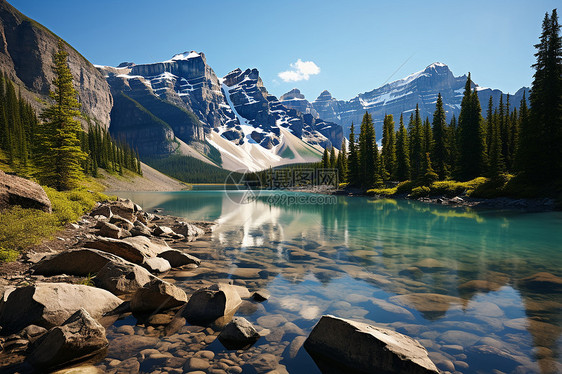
[396,180,414,194]
[0,247,19,262]
[366,187,397,196]
[429,177,489,197]
[410,186,430,198]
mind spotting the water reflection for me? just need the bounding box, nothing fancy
[117,190,562,373]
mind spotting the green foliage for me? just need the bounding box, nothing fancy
[80,273,95,286]
[431,93,450,179]
[146,154,240,183]
[395,114,411,181]
[381,114,396,180]
[366,187,397,196]
[429,177,489,197]
[410,186,430,198]
[396,180,414,194]
[0,247,20,262]
[358,112,378,188]
[347,123,360,186]
[408,106,424,179]
[36,40,86,190]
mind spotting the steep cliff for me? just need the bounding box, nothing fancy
[0,0,112,128]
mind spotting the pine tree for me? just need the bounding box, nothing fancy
[432,93,450,180]
[347,123,360,186]
[515,92,529,170]
[336,139,347,182]
[486,96,494,153]
[448,115,458,176]
[519,10,562,183]
[457,74,488,180]
[358,111,377,188]
[422,117,433,156]
[36,40,86,190]
[422,152,439,186]
[381,114,396,180]
[321,147,330,168]
[408,105,424,180]
[329,146,337,169]
[395,114,411,181]
[488,108,505,179]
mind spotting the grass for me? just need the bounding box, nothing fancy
[0,178,110,263]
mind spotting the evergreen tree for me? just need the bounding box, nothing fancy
[336,138,347,182]
[488,108,505,179]
[321,147,330,168]
[395,114,411,181]
[515,92,529,170]
[422,117,433,156]
[409,105,424,179]
[486,96,494,153]
[432,93,450,180]
[448,115,459,176]
[358,112,377,188]
[36,40,87,190]
[457,74,488,180]
[347,123,360,186]
[381,114,396,180]
[422,152,439,186]
[329,146,337,169]
[519,10,562,182]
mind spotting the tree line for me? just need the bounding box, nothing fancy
[321,9,560,191]
[0,40,142,190]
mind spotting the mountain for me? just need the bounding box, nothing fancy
[98,52,344,172]
[281,62,529,140]
[0,0,112,128]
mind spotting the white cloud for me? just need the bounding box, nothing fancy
[278,59,320,82]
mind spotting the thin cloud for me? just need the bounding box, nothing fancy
[278,59,320,82]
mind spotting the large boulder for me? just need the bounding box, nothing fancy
[94,260,155,295]
[27,308,108,370]
[84,236,169,264]
[157,249,201,267]
[218,317,260,349]
[0,283,122,335]
[109,215,134,231]
[304,315,439,374]
[182,283,242,325]
[90,204,112,219]
[0,170,51,212]
[32,248,122,276]
[98,221,127,239]
[109,199,135,221]
[130,279,187,314]
[130,221,151,237]
[142,257,171,273]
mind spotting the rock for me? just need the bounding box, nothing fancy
[173,222,205,237]
[158,249,201,267]
[21,324,48,343]
[370,298,415,320]
[520,272,562,292]
[232,285,251,299]
[110,199,136,221]
[146,313,173,326]
[142,257,172,273]
[0,283,122,334]
[252,289,270,302]
[84,236,169,264]
[109,215,134,231]
[450,196,464,204]
[304,315,439,374]
[412,258,447,271]
[90,204,112,219]
[133,203,142,212]
[183,283,242,325]
[183,357,210,371]
[287,335,307,359]
[32,248,122,276]
[130,279,187,313]
[0,170,52,212]
[153,225,175,237]
[28,309,108,369]
[94,260,154,295]
[459,280,503,292]
[389,293,462,319]
[244,353,280,372]
[107,335,159,360]
[130,221,152,237]
[98,222,125,239]
[218,317,260,349]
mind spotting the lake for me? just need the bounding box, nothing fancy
[111,190,562,374]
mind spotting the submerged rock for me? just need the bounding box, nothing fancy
[182,283,242,325]
[304,315,439,374]
[0,283,122,335]
[520,272,562,292]
[28,309,108,370]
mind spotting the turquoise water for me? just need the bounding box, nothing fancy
[116,190,562,373]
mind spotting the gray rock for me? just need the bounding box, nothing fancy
[173,222,205,237]
[0,170,52,212]
[153,225,175,237]
[84,236,169,264]
[131,221,151,237]
[110,199,136,221]
[0,283,122,334]
[32,248,122,276]
[304,315,439,374]
[158,249,201,267]
[130,279,187,313]
[21,325,48,343]
[218,317,260,349]
[142,257,172,273]
[28,309,108,369]
[182,283,242,325]
[95,260,155,295]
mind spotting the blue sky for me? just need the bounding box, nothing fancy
[10,0,558,101]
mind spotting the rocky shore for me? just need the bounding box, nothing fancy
[0,198,439,374]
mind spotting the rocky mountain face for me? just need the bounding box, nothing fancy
[99,53,344,171]
[281,63,528,140]
[0,1,112,128]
